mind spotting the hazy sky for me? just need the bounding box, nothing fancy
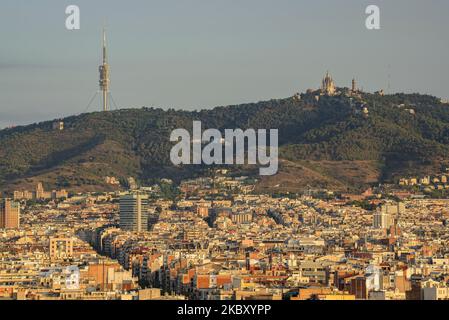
[0,0,448,128]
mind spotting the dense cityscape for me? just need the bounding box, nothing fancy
[2,165,449,300]
[1,3,449,311]
[2,73,449,302]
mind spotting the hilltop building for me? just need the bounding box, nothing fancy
[13,182,68,201]
[321,71,336,96]
[52,120,64,131]
[351,78,357,93]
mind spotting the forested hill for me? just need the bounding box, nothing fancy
[1,90,449,193]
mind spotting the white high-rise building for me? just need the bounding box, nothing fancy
[373,202,404,229]
[119,193,149,232]
[373,211,394,229]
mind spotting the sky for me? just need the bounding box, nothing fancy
[0,0,448,128]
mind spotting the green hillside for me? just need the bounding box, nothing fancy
[1,90,448,193]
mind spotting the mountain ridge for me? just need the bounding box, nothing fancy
[1,90,449,193]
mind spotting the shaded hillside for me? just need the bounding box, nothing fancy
[1,91,449,193]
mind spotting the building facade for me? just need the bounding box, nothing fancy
[49,237,74,260]
[0,198,20,229]
[321,71,336,96]
[119,193,149,232]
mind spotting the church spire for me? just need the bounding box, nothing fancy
[321,71,336,96]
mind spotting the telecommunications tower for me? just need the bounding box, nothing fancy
[99,29,110,111]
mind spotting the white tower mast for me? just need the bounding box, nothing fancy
[99,29,110,111]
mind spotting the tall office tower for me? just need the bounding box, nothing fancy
[99,29,110,112]
[0,198,20,229]
[373,203,403,229]
[373,211,394,229]
[119,193,149,232]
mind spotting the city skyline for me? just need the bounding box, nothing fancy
[1,0,449,128]
[3,0,449,307]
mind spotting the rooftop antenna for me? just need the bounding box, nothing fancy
[387,64,391,94]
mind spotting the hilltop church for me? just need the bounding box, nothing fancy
[321,71,337,96]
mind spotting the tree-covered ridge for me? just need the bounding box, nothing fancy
[0,91,448,190]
